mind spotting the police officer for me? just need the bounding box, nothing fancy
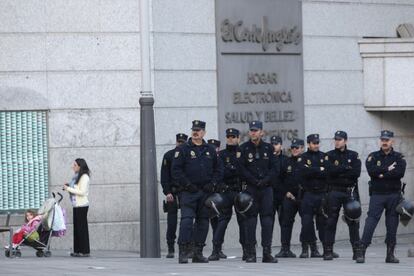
[161,133,188,258]
[239,121,278,263]
[324,131,361,260]
[356,130,406,264]
[172,120,223,264]
[206,138,224,258]
[274,138,305,258]
[208,139,221,154]
[299,134,326,258]
[208,128,246,261]
[270,136,287,228]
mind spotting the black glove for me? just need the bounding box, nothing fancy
[256,179,266,188]
[215,182,226,193]
[203,182,216,193]
[184,182,198,193]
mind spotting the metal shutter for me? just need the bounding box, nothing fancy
[0,111,49,211]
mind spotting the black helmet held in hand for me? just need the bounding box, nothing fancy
[205,193,225,218]
[234,192,253,214]
[342,198,362,224]
[396,198,414,226]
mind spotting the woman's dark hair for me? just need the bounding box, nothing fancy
[75,158,91,184]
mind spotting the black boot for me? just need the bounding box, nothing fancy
[208,244,220,261]
[275,243,296,258]
[310,242,323,258]
[352,243,358,260]
[192,243,209,263]
[242,245,247,261]
[355,243,366,264]
[262,246,278,263]
[188,242,194,259]
[299,243,309,258]
[323,244,334,261]
[166,243,175,258]
[178,244,188,264]
[245,244,256,263]
[385,243,399,263]
[218,245,227,259]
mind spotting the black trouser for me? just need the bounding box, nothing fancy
[361,193,400,246]
[280,197,305,244]
[245,185,274,247]
[73,206,90,254]
[300,191,326,243]
[178,191,209,244]
[166,203,178,245]
[273,190,284,227]
[324,190,360,245]
[211,190,245,246]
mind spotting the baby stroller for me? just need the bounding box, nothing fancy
[5,192,66,258]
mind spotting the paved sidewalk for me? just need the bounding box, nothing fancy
[1,243,413,276]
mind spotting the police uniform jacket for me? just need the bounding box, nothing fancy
[299,149,329,192]
[219,144,242,190]
[171,138,223,188]
[326,147,361,188]
[366,148,406,193]
[239,139,278,186]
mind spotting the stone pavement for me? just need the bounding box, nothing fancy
[1,243,413,276]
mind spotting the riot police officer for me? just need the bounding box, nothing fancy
[208,128,246,261]
[356,130,406,264]
[299,134,327,258]
[274,138,305,258]
[161,133,188,258]
[206,138,223,258]
[172,120,223,264]
[239,121,278,263]
[270,136,287,228]
[324,131,361,260]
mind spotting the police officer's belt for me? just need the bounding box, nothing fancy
[329,185,355,193]
[304,187,327,193]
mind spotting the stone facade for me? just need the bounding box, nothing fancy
[0,0,413,252]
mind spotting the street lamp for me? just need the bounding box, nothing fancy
[139,0,160,258]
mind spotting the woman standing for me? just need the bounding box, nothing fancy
[63,158,91,257]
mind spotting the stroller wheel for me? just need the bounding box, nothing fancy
[36,250,44,257]
[15,250,22,258]
[44,251,51,258]
[5,249,10,258]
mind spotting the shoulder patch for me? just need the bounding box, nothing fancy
[307,159,311,165]
[174,151,180,158]
[367,155,372,162]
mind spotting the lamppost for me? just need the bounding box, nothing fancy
[139,0,160,258]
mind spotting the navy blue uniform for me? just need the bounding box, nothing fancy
[278,154,308,245]
[161,148,179,246]
[299,150,329,243]
[172,139,223,245]
[210,145,245,247]
[273,153,288,224]
[360,149,406,246]
[239,139,278,247]
[325,147,361,246]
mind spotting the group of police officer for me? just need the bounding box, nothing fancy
[160,120,414,264]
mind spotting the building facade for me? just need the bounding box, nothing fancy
[1,0,414,251]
